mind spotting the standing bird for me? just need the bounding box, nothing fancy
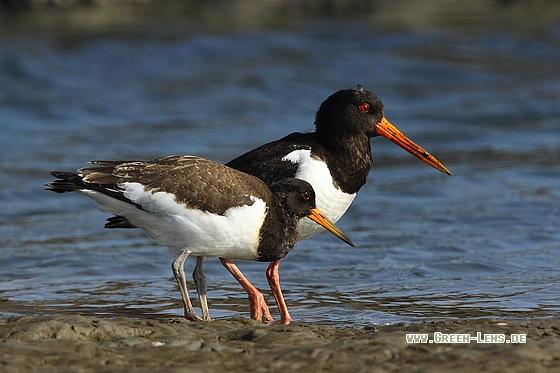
[221,85,452,320]
[46,155,353,324]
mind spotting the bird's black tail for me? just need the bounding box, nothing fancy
[46,171,138,229]
[45,171,86,193]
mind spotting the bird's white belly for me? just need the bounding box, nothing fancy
[281,150,356,241]
[80,185,266,260]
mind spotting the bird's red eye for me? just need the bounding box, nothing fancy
[359,103,370,113]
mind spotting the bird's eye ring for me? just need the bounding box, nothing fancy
[359,103,370,113]
[301,191,311,200]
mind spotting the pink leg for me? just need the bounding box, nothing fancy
[220,258,273,323]
[266,260,292,325]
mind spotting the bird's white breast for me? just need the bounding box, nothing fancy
[80,184,267,260]
[281,149,356,240]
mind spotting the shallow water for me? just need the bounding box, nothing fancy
[1,9,560,326]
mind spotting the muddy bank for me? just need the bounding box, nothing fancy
[1,315,559,372]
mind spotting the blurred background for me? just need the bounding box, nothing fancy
[1,0,559,326]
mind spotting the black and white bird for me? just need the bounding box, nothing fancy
[221,85,451,318]
[46,155,353,324]
[228,85,451,238]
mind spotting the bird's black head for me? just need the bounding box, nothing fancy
[315,85,385,140]
[269,178,317,219]
[269,178,355,247]
[314,85,452,176]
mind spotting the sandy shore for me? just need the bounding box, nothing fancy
[1,315,559,372]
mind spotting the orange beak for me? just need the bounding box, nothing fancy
[375,117,451,175]
[307,207,354,247]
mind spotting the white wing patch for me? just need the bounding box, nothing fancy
[282,149,356,240]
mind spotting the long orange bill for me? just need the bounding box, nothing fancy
[307,207,354,247]
[375,117,452,175]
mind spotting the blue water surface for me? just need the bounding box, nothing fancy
[1,15,559,326]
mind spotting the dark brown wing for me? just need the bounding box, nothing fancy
[51,155,273,216]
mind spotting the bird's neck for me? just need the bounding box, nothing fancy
[256,201,299,262]
[317,131,373,195]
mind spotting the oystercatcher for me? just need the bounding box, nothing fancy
[46,155,353,324]
[228,85,451,239]
[222,85,451,318]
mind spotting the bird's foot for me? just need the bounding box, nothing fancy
[184,309,203,321]
[276,315,292,325]
[249,293,274,323]
[201,313,213,322]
